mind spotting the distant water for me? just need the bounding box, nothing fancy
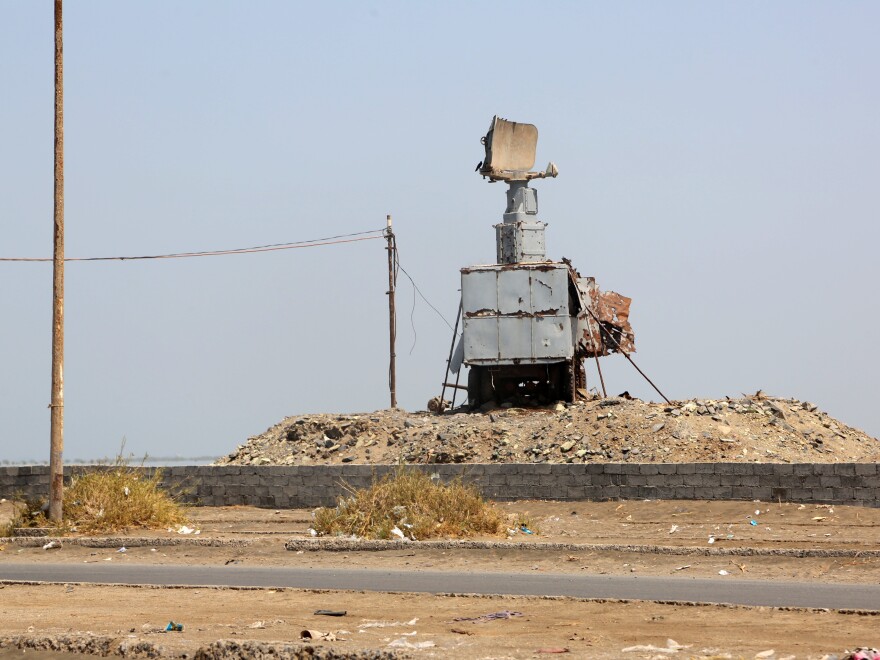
[2,456,221,467]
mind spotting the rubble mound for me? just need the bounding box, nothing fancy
[216,394,880,467]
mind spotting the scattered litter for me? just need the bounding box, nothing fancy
[453,610,523,623]
[248,621,265,629]
[755,651,775,659]
[150,548,157,552]
[388,639,435,649]
[754,510,761,516]
[42,541,62,550]
[358,617,418,629]
[718,570,730,576]
[845,648,880,660]
[520,525,534,535]
[750,520,759,526]
[165,621,183,632]
[813,516,827,522]
[390,526,406,540]
[708,536,716,545]
[123,487,130,497]
[536,648,570,654]
[175,525,197,535]
[301,629,337,641]
[315,610,346,617]
[674,565,691,571]
[308,528,318,537]
[668,524,679,534]
[117,546,127,553]
[622,639,690,654]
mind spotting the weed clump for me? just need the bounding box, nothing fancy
[313,468,503,540]
[61,458,188,534]
[4,453,188,535]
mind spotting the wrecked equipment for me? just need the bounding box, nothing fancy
[452,116,635,407]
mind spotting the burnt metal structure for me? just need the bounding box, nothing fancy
[452,116,635,408]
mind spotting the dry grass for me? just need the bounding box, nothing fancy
[313,468,504,540]
[62,460,188,534]
[4,453,188,536]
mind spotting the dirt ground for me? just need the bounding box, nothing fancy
[3,499,880,658]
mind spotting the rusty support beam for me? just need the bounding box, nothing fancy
[587,307,670,405]
[594,355,607,398]
[49,0,65,523]
[442,382,468,391]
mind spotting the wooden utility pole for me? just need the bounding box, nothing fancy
[49,0,65,523]
[385,215,397,409]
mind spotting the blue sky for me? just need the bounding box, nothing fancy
[1,2,878,462]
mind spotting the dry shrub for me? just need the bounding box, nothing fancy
[313,467,503,540]
[62,458,188,534]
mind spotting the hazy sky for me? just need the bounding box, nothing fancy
[1,2,878,463]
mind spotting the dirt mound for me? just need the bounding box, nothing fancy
[216,393,880,467]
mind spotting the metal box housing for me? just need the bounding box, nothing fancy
[495,221,546,263]
[461,263,573,365]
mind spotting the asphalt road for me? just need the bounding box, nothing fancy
[1,562,876,610]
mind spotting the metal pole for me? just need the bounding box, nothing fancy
[593,355,607,398]
[49,0,65,523]
[587,307,670,404]
[385,215,397,409]
[439,299,462,412]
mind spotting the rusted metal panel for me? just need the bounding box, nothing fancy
[572,272,636,357]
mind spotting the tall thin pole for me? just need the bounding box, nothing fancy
[385,215,397,409]
[49,0,65,523]
[385,215,397,408]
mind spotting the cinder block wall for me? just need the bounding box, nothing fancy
[1,463,878,508]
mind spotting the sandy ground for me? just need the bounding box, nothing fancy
[2,500,880,658]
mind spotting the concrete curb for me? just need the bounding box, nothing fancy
[284,537,880,558]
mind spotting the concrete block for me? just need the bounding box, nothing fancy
[789,488,813,501]
[832,487,855,501]
[730,486,753,499]
[617,486,640,500]
[651,486,676,500]
[639,464,660,475]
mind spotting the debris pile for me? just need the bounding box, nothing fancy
[216,393,879,466]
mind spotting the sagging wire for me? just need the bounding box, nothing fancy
[0,229,386,263]
[394,247,456,333]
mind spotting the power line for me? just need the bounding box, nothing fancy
[0,229,386,263]
[394,248,456,332]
